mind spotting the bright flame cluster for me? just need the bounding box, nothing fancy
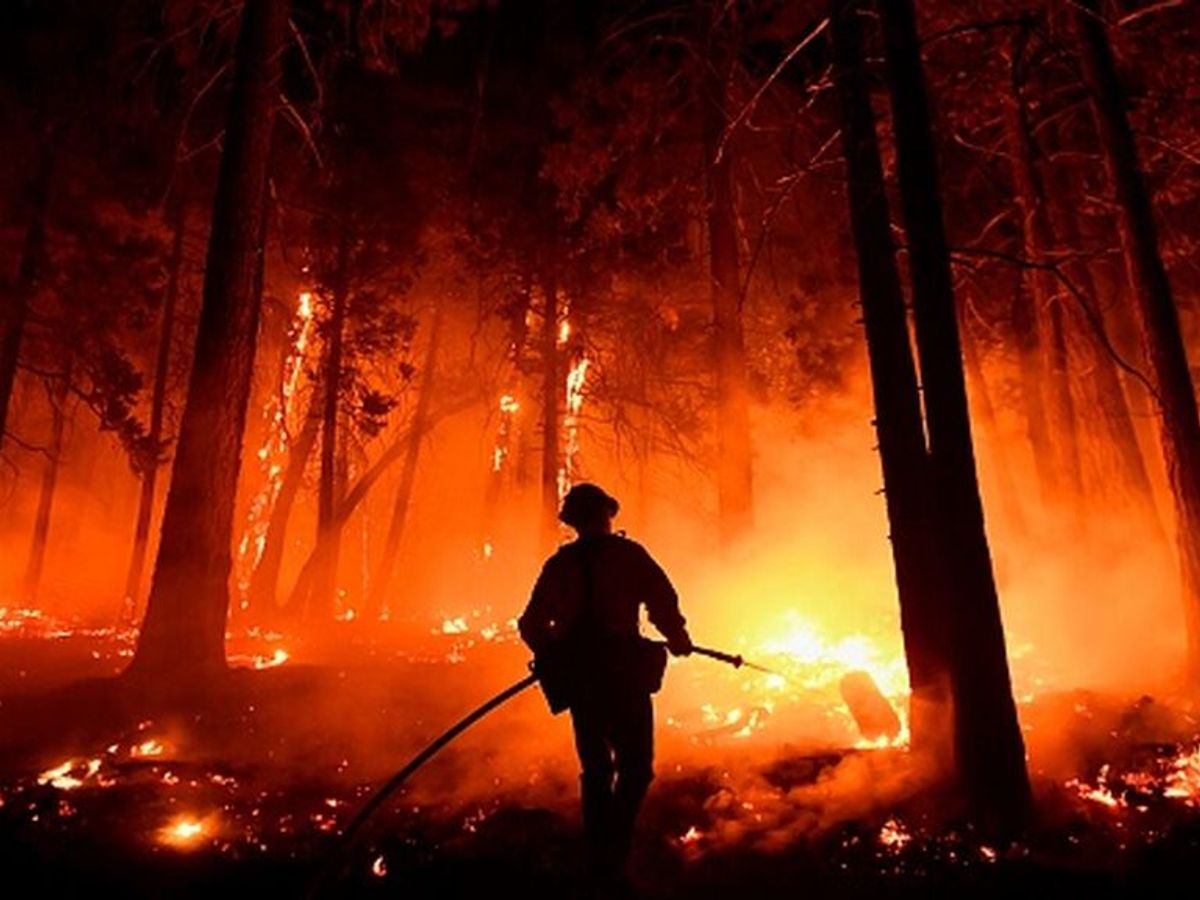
[235,290,319,606]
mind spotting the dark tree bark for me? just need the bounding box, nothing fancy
[246,393,321,611]
[878,0,1031,830]
[128,0,289,676]
[0,145,54,450]
[22,368,70,604]
[828,0,951,754]
[368,299,444,616]
[1002,41,1083,508]
[540,269,560,550]
[1072,0,1200,678]
[697,0,753,543]
[122,200,186,619]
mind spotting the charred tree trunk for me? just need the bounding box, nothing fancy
[1072,0,1200,679]
[540,269,560,550]
[879,0,1031,830]
[697,0,753,543]
[122,200,186,618]
[22,368,71,604]
[829,0,951,754]
[310,228,351,620]
[246,393,321,611]
[1002,42,1084,510]
[128,0,289,676]
[368,299,444,617]
[0,145,54,449]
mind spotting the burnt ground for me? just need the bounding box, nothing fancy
[2,628,1200,899]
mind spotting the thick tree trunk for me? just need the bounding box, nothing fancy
[879,0,1031,830]
[1009,282,1057,502]
[310,228,351,620]
[128,0,289,676]
[1,146,54,449]
[697,0,753,542]
[1002,48,1084,509]
[246,393,320,611]
[1046,161,1163,533]
[22,370,70,604]
[1072,0,1200,679]
[122,200,186,619]
[828,0,951,754]
[540,270,560,550]
[368,299,444,616]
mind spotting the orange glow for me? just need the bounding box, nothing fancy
[158,815,213,849]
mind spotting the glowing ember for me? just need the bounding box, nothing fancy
[878,818,912,852]
[37,758,102,791]
[679,825,702,845]
[159,815,211,849]
[131,739,165,758]
[253,648,290,669]
[372,854,387,877]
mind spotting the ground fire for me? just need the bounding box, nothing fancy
[3,0,1200,898]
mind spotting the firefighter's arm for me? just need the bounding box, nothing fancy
[518,557,562,655]
[641,549,693,656]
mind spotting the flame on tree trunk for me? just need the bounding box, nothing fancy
[828,0,951,757]
[123,199,186,619]
[540,270,560,550]
[246,393,320,612]
[0,142,53,450]
[1072,0,1200,680]
[128,0,289,676]
[309,228,352,620]
[368,299,444,616]
[1002,37,1084,513]
[22,364,71,604]
[696,0,753,544]
[878,0,1031,830]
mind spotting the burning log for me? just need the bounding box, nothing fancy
[839,670,902,743]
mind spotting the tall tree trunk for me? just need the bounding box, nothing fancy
[879,0,1031,831]
[310,228,351,619]
[283,398,473,614]
[122,200,186,619]
[1045,165,1163,534]
[368,299,444,617]
[246,393,321,611]
[0,145,54,449]
[1072,0,1200,679]
[1009,281,1057,502]
[128,0,289,677]
[22,368,70,604]
[1002,42,1084,510]
[960,307,1028,536]
[697,0,753,543]
[828,0,951,755]
[540,269,560,550]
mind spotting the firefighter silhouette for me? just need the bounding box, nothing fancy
[519,483,693,888]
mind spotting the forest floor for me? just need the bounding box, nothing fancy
[1,612,1199,898]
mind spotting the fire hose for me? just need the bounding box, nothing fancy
[308,643,776,896]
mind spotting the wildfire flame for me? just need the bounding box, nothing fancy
[159,814,212,849]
